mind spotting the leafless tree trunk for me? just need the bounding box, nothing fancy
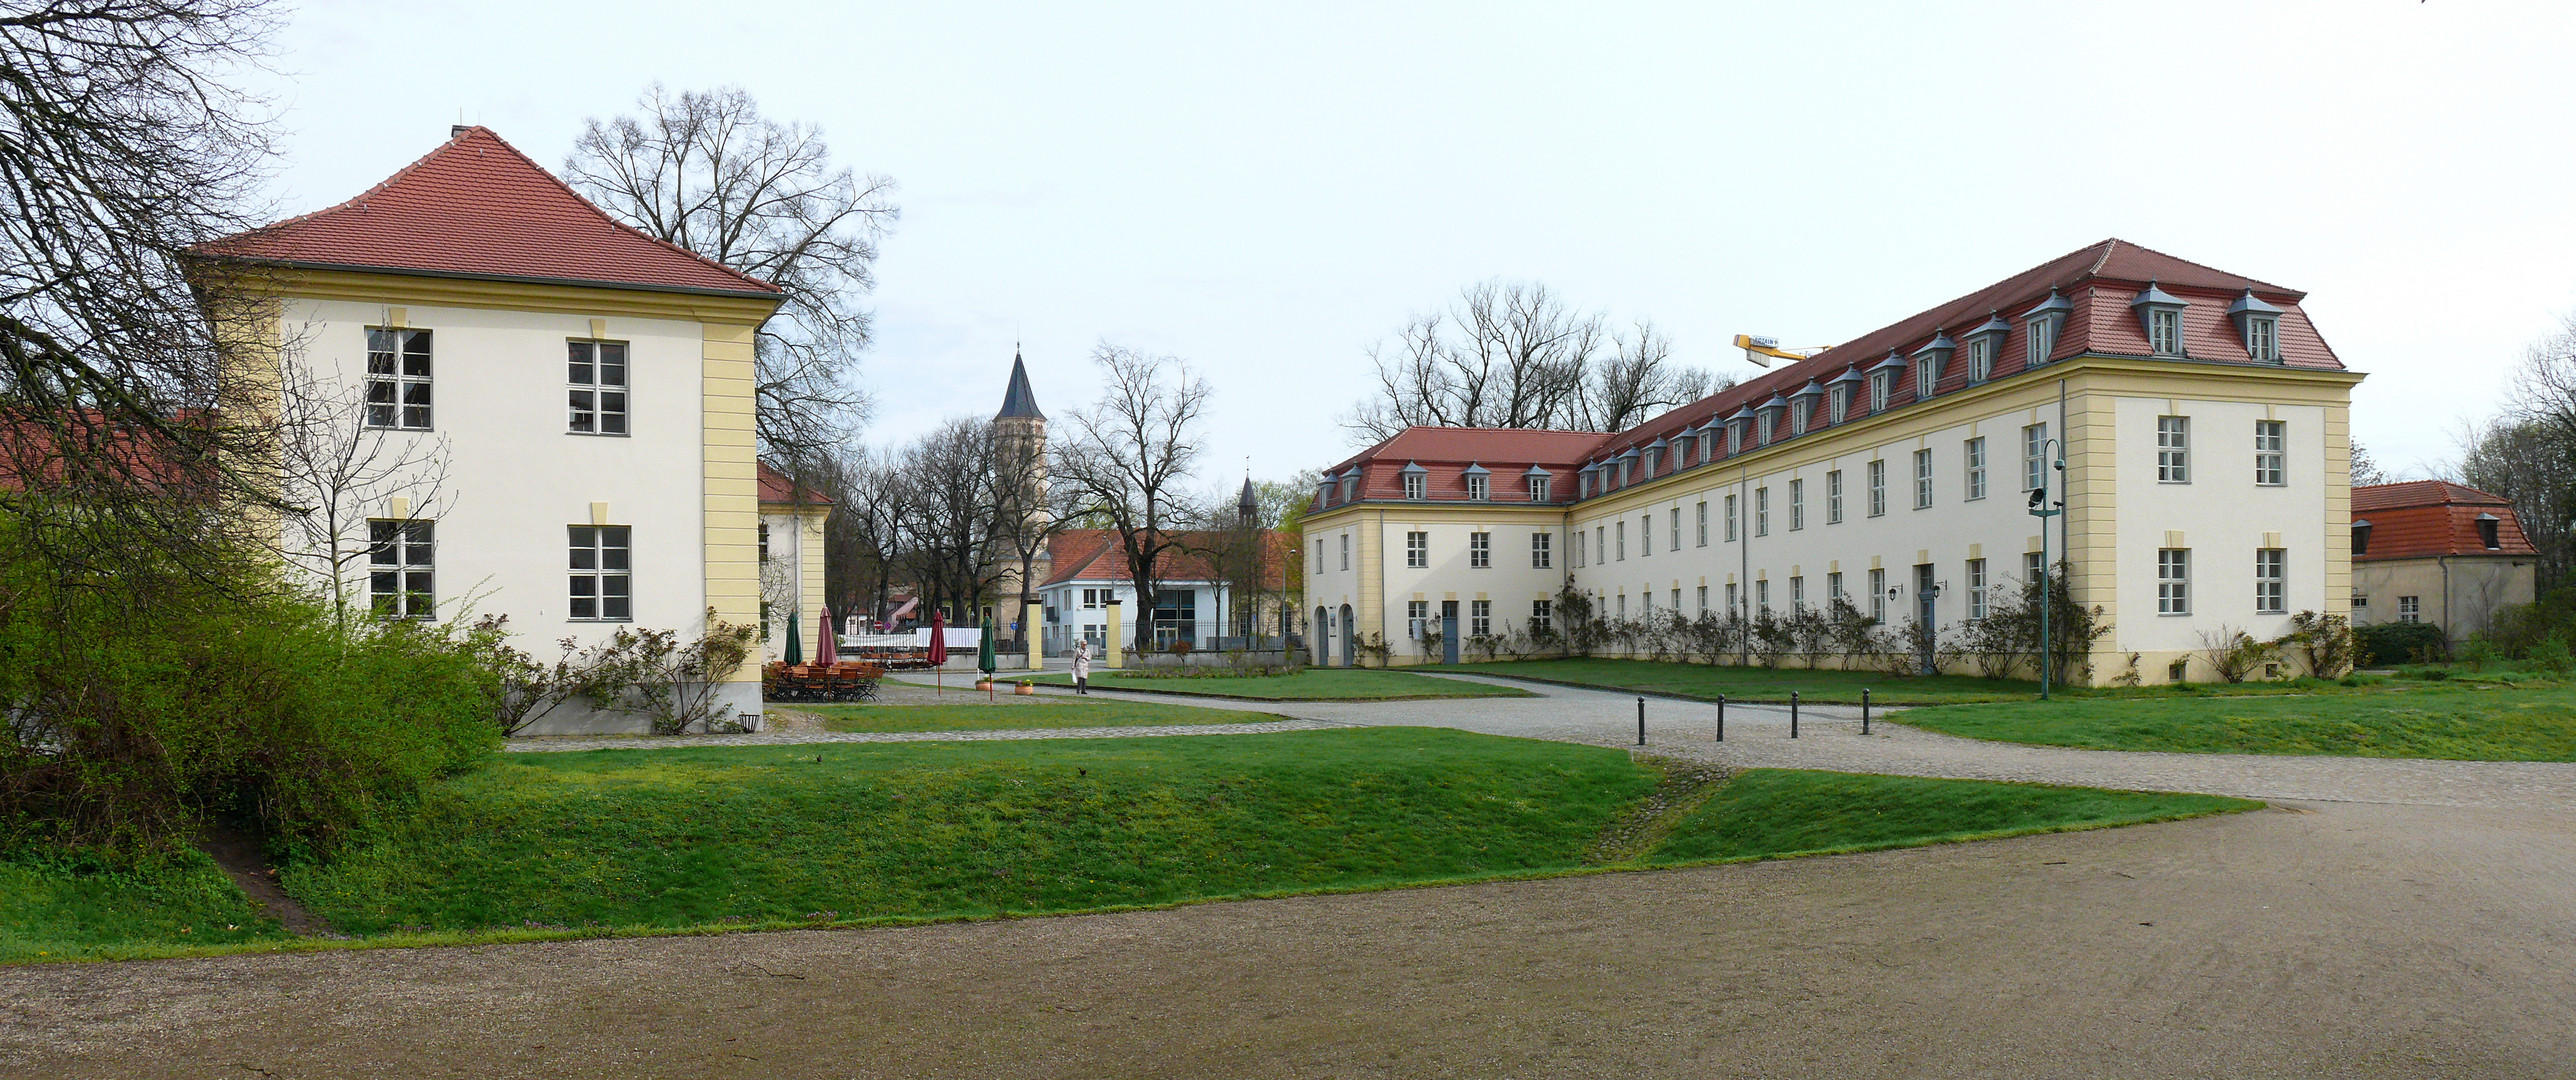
[565,84,899,459]
[1054,344,1211,654]
[271,355,452,627]
[893,417,1010,628]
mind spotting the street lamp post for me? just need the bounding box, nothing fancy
[2027,437,2067,700]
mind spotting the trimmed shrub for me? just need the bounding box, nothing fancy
[2355,622,2448,668]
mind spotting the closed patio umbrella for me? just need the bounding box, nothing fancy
[784,609,803,666]
[815,605,839,666]
[977,619,998,701]
[927,608,949,693]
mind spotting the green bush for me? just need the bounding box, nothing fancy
[2356,622,2448,668]
[2531,637,2575,674]
[0,523,498,861]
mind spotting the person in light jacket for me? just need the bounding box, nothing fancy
[1072,637,1092,695]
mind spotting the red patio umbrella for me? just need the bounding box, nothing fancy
[927,608,948,693]
[815,605,839,666]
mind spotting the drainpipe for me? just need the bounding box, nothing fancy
[2439,554,2453,649]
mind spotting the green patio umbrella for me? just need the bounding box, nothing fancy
[784,609,803,665]
[976,619,997,676]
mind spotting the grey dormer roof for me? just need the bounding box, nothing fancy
[1400,460,1428,475]
[1828,364,1866,386]
[995,351,1045,421]
[1759,394,1790,411]
[1616,448,1639,463]
[1911,332,1957,359]
[1523,465,1552,477]
[2130,280,2186,310]
[1971,312,2012,338]
[1870,351,1909,373]
[2228,290,2284,317]
[1730,404,1757,421]
[1791,380,1824,400]
[1647,438,1669,452]
[2023,289,2073,319]
[1460,462,1490,476]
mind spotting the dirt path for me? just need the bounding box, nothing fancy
[6,798,2569,1078]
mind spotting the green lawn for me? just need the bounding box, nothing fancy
[808,698,1276,733]
[1649,770,2254,865]
[1898,683,2576,761]
[0,850,290,963]
[4,732,2252,963]
[1023,667,1530,701]
[1428,657,2037,704]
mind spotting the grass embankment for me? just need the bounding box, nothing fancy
[1025,667,1530,701]
[1427,657,2036,704]
[2,731,2252,963]
[808,698,1275,733]
[1900,682,2576,761]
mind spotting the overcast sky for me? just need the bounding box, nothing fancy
[251,1,2576,489]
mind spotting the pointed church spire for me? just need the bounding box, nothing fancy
[995,348,1045,421]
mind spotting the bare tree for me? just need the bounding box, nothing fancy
[2458,417,2576,588]
[810,443,908,631]
[1054,344,1212,654]
[893,417,1009,627]
[1,0,283,569]
[1344,280,1723,442]
[271,355,452,626]
[564,85,899,458]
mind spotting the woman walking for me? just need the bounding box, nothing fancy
[1072,637,1093,694]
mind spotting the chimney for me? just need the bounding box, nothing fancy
[450,124,472,139]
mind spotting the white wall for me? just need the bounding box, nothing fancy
[279,298,712,662]
[2110,397,2333,655]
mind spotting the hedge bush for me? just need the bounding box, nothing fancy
[2355,621,2449,668]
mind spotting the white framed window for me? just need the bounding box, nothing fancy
[1789,478,1805,530]
[2255,548,2287,614]
[1868,460,1886,517]
[1915,356,1938,399]
[1870,371,1892,413]
[1913,449,1934,510]
[1868,568,1886,624]
[1469,531,1490,568]
[1470,599,1491,637]
[2023,422,2049,495]
[1725,582,1738,616]
[368,519,435,619]
[1671,587,1682,611]
[2247,315,2279,362]
[2353,592,2369,610]
[1828,571,1843,604]
[1790,400,1809,436]
[1830,384,1851,423]
[1966,557,1987,620]
[365,327,433,430]
[1790,575,1805,613]
[1755,486,1770,536]
[1696,501,1708,547]
[1531,532,1551,568]
[567,340,630,435]
[1529,474,1550,501]
[1640,514,1653,556]
[2158,416,2191,483]
[1965,437,1987,500]
[568,525,633,621]
[1403,472,1426,499]
[2025,550,2045,588]
[1408,599,1430,640]
[1531,599,1552,635]
[1727,424,1743,456]
[1466,473,1489,501]
[2255,420,2286,486]
[1339,534,1350,571]
[1597,526,1606,563]
[1827,469,1844,524]
[758,521,770,563]
[2158,548,2190,615]
[1616,520,1627,560]
[1696,585,1708,613]
[2149,308,2182,356]
[1670,507,1682,551]
[1724,495,1738,541]
[1315,545,1324,574]
[1756,579,1770,616]
[2027,314,2057,366]
[1406,531,1428,568]
[1757,412,1775,445]
[1617,594,1627,617]
[2398,595,2420,623]
[1967,337,1993,383]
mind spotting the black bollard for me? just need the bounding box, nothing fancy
[1862,688,1872,735]
[1790,691,1800,739]
[1636,697,1646,746]
[1715,694,1725,743]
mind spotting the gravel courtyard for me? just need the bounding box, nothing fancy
[6,674,2570,1079]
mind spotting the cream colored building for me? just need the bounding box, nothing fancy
[2349,481,2538,643]
[206,126,783,731]
[1305,241,2364,685]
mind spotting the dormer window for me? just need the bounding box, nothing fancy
[1527,469,1551,502]
[1401,462,1427,499]
[2024,289,2072,367]
[1579,469,1593,498]
[1698,426,1715,461]
[1318,480,1333,508]
[2352,519,2373,556]
[2229,290,2284,363]
[1829,383,1850,422]
[2477,513,2502,551]
[1642,441,1664,477]
[2131,281,2188,357]
[1967,313,2009,383]
[1727,418,1745,455]
[1870,371,1891,412]
[1756,411,1774,445]
[1463,463,1490,501]
[1617,451,1636,487]
[1789,390,1818,436]
[1911,334,1953,399]
[1340,471,1357,504]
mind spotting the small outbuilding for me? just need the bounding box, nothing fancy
[2350,480,2537,642]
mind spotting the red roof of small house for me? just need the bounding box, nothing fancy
[1042,528,1290,589]
[757,462,835,506]
[202,127,783,298]
[1579,239,2345,477]
[1312,427,1606,510]
[2351,481,2536,560]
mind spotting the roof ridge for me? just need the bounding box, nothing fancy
[2092,237,2297,296]
[471,127,777,295]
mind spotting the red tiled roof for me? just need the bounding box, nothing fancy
[1315,427,1605,508]
[1585,239,2344,468]
[203,127,783,298]
[2352,481,2535,560]
[1042,528,1289,588]
[758,462,835,506]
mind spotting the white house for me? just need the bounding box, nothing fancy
[1304,240,2365,685]
[206,126,782,731]
[1037,529,1279,656]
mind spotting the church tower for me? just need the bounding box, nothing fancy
[993,351,1050,631]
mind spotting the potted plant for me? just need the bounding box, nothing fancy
[1013,679,1036,695]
